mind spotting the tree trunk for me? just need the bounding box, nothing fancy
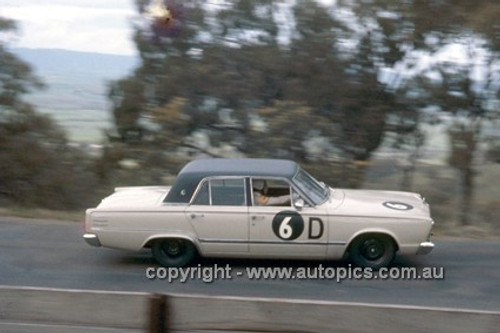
[459,167,474,226]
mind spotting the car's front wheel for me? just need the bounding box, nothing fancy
[349,234,396,269]
[152,238,196,267]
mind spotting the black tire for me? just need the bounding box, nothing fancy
[152,238,196,267]
[349,234,396,269]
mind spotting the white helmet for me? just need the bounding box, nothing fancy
[253,179,267,192]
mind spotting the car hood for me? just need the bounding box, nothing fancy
[327,189,431,219]
[96,186,171,209]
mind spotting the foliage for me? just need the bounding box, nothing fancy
[106,0,399,188]
[348,0,500,225]
[0,17,98,209]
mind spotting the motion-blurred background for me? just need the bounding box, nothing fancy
[0,0,499,235]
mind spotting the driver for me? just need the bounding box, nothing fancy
[252,179,291,206]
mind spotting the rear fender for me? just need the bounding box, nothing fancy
[142,232,202,255]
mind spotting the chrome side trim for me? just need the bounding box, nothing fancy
[416,241,434,255]
[199,238,346,246]
[83,233,102,247]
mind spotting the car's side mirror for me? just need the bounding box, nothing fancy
[294,198,305,210]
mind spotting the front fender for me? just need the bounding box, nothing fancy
[344,228,401,255]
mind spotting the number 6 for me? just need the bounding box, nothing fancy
[279,217,293,239]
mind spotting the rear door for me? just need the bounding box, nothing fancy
[185,177,249,255]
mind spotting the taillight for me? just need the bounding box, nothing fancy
[83,210,91,232]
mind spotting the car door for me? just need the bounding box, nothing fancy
[248,178,328,258]
[185,177,249,255]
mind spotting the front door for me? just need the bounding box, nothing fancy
[248,178,328,258]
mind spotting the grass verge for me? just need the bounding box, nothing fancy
[0,207,82,222]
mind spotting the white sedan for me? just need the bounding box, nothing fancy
[83,158,434,269]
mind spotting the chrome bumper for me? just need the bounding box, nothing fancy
[416,241,435,255]
[83,233,102,247]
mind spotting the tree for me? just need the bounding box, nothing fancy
[435,55,497,226]
[345,1,500,225]
[284,1,396,185]
[400,2,500,226]
[108,0,398,188]
[0,17,97,209]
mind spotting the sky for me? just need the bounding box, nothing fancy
[0,0,340,56]
[0,0,138,56]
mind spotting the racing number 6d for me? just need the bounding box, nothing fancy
[272,211,325,241]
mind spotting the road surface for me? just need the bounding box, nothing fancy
[1,216,499,311]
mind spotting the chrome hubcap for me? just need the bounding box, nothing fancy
[362,239,384,260]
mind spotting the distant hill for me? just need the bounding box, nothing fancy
[12,48,138,78]
[10,48,139,143]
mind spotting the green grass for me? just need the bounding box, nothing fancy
[0,207,82,223]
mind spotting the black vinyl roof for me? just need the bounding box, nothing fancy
[165,158,299,203]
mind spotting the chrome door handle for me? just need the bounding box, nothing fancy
[190,213,205,219]
[251,215,265,221]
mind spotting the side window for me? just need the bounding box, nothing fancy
[210,178,246,206]
[192,181,210,205]
[251,178,291,206]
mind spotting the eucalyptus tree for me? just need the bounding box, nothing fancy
[0,18,96,208]
[345,0,500,225]
[108,1,400,188]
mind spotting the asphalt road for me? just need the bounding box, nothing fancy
[1,216,499,311]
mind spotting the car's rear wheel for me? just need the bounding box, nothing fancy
[349,234,396,269]
[152,238,196,267]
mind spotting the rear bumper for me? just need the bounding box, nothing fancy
[83,233,102,247]
[416,241,435,255]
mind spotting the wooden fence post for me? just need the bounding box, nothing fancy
[149,293,168,333]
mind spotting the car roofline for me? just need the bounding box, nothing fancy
[165,159,299,204]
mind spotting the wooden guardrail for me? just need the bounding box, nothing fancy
[0,286,150,332]
[1,286,499,332]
